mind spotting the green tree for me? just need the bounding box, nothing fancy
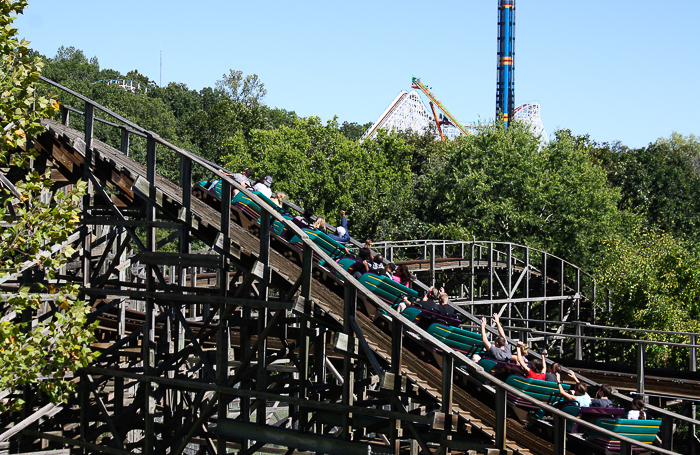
[216,69,267,106]
[149,82,202,120]
[41,46,101,95]
[184,98,267,168]
[419,124,627,270]
[261,106,297,130]
[338,121,372,141]
[0,0,95,411]
[597,228,700,368]
[608,133,700,242]
[220,118,417,240]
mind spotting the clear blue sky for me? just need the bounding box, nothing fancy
[15,0,699,149]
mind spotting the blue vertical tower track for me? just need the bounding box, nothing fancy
[496,0,515,127]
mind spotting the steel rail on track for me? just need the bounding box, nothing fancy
[32,75,692,455]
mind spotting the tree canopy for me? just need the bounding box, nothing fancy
[597,228,700,368]
[414,125,627,270]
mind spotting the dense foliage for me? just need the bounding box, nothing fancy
[597,228,700,368]
[0,1,95,411]
[27,40,700,368]
[417,126,628,269]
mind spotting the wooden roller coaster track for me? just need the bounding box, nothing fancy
[0,77,697,455]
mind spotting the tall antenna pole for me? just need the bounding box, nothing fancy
[496,0,515,127]
[160,51,162,87]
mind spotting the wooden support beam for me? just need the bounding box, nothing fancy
[0,404,60,443]
[85,288,293,310]
[143,132,158,455]
[81,103,94,291]
[84,218,182,228]
[135,252,222,269]
[216,419,371,455]
[342,280,357,441]
[298,244,313,432]
[349,316,383,377]
[95,233,130,288]
[22,431,134,455]
[390,323,404,454]
[84,375,126,450]
[494,385,507,451]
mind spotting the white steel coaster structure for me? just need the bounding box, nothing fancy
[360,90,433,142]
[362,90,548,146]
[513,101,548,146]
[93,78,149,94]
[440,124,465,141]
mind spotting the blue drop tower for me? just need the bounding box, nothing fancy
[496,0,515,127]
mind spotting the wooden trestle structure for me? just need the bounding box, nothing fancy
[0,78,696,455]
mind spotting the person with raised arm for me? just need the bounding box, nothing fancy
[328,210,350,244]
[556,370,592,407]
[515,342,546,380]
[481,313,512,362]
